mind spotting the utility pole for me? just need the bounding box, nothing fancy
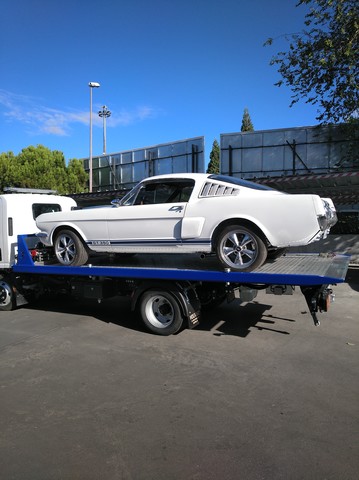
[88,81,100,192]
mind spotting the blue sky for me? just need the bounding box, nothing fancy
[0,0,317,163]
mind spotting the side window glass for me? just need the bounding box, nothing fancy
[134,185,156,205]
[168,182,194,202]
[155,184,177,203]
[134,184,176,205]
[133,180,195,205]
[32,203,62,219]
[159,181,195,203]
[179,184,194,202]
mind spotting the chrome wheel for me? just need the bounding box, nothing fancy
[216,225,267,272]
[54,230,88,266]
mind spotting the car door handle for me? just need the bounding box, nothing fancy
[169,206,184,212]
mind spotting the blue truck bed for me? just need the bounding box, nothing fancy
[14,234,350,286]
[0,235,350,333]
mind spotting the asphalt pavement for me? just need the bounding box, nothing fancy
[0,269,358,480]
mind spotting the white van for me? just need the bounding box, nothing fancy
[0,193,76,268]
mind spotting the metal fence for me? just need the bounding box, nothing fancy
[83,137,205,191]
[220,125,358,179]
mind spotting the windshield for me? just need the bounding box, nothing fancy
[208,174,274,191]
[120,186,140,206]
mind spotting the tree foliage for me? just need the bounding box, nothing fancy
[0,145,88,194]
[241,108,254,132]
[206,139,220,174]
[265,0,359,124]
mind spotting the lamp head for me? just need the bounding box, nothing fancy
[89,82,100,88]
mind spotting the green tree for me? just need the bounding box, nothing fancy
[66,159,88,193]
[0,145,88,194]
[0,152,18,191]
[241,108,254,132]
[265,0,359,124]
[207,139,220,174]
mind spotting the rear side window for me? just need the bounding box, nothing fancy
[32,203,62,219]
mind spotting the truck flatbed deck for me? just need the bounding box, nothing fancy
[14,235,350,286]
[0,235,350,335]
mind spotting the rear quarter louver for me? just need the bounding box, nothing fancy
[199,182,239,198]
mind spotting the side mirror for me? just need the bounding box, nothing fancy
[111,198,122,208]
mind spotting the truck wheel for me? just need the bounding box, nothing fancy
[54,229,89,266]
[216,225,267,272]
[0,279,16,311]
[139,290,183,335]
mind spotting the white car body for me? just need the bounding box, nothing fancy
[36,174,337,271]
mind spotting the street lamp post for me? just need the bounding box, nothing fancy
[88,81,100,192]
[98,105,111,155]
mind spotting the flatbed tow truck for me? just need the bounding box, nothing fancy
[0,233,350,335]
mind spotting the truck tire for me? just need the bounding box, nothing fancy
[216,224,267,272]
[0,279,16,311]
[139,290,184,335]
[54,229,89,266]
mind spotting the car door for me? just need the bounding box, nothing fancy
[106,181,193,248]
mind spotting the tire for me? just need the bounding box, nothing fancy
[0,279,16,311]
[139,290,184,335]
[216,225,267,272]
[54,229,89,266]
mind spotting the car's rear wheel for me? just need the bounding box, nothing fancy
[216,225,267,272]
[54,229,88,266]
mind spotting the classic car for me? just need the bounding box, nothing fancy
[36,173,337,271]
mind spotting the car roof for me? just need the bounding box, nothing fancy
[142,173,210,182]
[140,173,276,192]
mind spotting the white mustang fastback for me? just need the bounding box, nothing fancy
[36,173,337,271]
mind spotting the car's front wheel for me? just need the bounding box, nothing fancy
[54,229,89,266]
[216,225,267,272]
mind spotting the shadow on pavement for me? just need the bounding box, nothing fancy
[24,295,147,334]
[197,301,294,337]
[21,295,296,338]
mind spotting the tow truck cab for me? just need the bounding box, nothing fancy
[0,191,76,268]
